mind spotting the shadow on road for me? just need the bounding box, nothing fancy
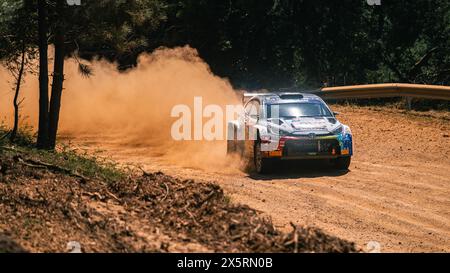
[247,159,350,180]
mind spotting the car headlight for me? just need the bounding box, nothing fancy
[331,125,343,135]
[343,125,352,136]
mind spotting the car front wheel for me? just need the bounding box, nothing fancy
[254,141,273,174]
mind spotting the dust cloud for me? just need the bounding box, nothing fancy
[0,46,242,172]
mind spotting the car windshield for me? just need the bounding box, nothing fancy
[267,103,332,118]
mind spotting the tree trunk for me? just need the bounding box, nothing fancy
[10,45,26,142]
[36,0,50,149]
[47,0,65,150]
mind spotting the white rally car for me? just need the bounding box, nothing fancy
[227,93,353,174]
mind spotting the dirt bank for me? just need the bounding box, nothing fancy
[0,145,355,253]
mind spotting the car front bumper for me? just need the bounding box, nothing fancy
[261,134,353,159]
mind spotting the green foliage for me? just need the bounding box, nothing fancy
[3,0,448,89]
[0,0,37,66]
[55,145,127,183]
[141,0,450,89]
[0,0,23,24]
[1,0,449,90]
[62,0,167,68]
[1,0,167,68]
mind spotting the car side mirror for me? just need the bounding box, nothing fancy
[333,112,340,116]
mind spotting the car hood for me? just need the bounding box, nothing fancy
[268,117,342,135]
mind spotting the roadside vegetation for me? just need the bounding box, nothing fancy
[0,125,125,183]
[0,128,357,253]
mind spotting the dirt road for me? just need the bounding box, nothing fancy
[65,105,450,252]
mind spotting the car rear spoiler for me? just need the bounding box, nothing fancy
[242,93,273,104]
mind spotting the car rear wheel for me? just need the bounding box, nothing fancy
[254,141,273,174]
[333,156,351,170]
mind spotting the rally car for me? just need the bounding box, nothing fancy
[227,92,353,174]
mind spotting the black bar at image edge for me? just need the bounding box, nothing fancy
[0,253,446,272]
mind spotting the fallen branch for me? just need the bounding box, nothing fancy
[105,190,120,202]
[0,131,11,142]
[138,166,151,177]
[160,182,170,201]
[15,155,89,181]
[0,145,28,154]
[290,222,299,253]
